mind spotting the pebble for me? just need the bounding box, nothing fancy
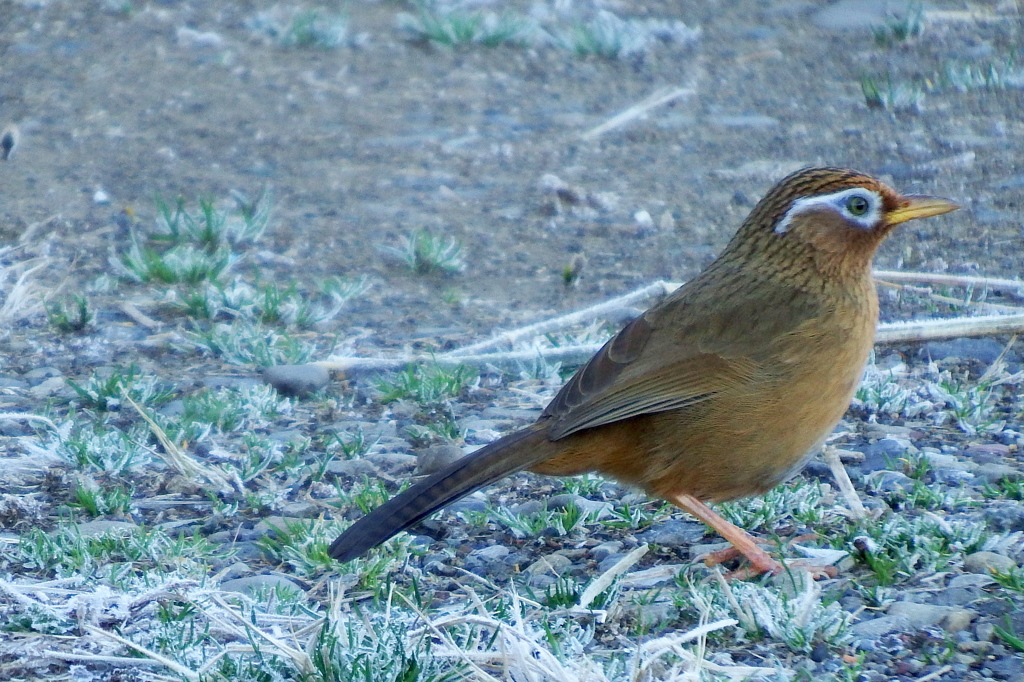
[984,502,1024,532]
[590,540,623,561]
[636,518,706,546]
[887,602,976,632]
[524,554,571,578]
[263,364,330,397]
[176,27,225,50]
[220,574,305,598]
[851,614,912,638]
[923,338,1015,365]
[963,551,1016,574]
[29,377,67,399]
[416,445,463,474]
[326,459,379,478]
[280,502,318,518]
[976,463,1022,484]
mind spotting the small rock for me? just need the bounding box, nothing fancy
[851,614,912,638]
[984,502,1024,532]
[416,445,463,474]
[214,562,252,582]
[887,602,976,632]
[866,470,914,492]
[365,452,417,474]
[326,459,379,478]
[524,554,572,577]
[637,518,706,546]
[976,463,1022,484]
[280,502,318,518]
[924,338,1015,365]
[963,551,1016,575]
[263,364,329,397]
[29,377,66,399]
[591,540,623,561]
[176,27,225,50]
[220,574,305,598]
[964,443,1011,461]
[468,545,510,562]
[93,189,110,205]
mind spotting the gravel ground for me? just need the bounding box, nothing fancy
[1,1,1023,680]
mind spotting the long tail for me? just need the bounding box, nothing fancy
[328,424,554,562]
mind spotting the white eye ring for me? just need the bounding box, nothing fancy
[774,187,882,234]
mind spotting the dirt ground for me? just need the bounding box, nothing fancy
[2,0,1021,346]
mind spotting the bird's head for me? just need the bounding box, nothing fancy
[728,167,958,279]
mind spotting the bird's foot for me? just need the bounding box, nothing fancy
[703,545,837,580]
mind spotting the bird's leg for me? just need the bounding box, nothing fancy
[668,493,783,576]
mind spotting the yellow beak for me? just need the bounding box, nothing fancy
[886,195,959,226]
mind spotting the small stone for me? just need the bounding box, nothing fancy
[28,376,67,399]
[326,459,379,478]
[658,211,675,231]
[468,545,510,562]
[976,463,1022,484]
[976,622,995,642]
[214,562,252,582]
[524,554,572,577]
[637,518,706,546]
[925,338,1017,365]
[416,445,463,474]
[984,502,1024,531]
[93,189,110,205]
[280,502,318,518]
[220,574,305,598]
[176,27,225,49]
[851,614,912,637]
[963,551,1016,575]
[887,602,976,632]
[591,541,623,561]
[263,364,329,397]
[365,452,417,474]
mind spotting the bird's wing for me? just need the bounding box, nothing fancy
[542,281,823,440]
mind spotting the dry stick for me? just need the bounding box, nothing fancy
[822,446,866,521]
[875,313,1024,344]
[877,280,1024,314]
[321,275,1024,373]
[124,394,235,493]
[319,343,607,374]
[581,86,694,140]
[444,280,676,357]
[84,625,201,682]
[874,270,1024,294]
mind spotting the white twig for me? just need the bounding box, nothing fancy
[581,86,694,140]
[444,281,675,357]
[320,273,1024,375]
[875,270,1024,295]
[876,313,1024,344]
[577,543,648,611]
[822,446,866,520]
[84,625,201,681]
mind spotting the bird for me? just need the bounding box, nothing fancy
[329,167,958,575]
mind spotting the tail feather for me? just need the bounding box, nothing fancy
[328,424,552,562]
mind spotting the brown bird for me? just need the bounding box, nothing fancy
[329,167,958,574]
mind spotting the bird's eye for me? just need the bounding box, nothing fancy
[846,195,870,216]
